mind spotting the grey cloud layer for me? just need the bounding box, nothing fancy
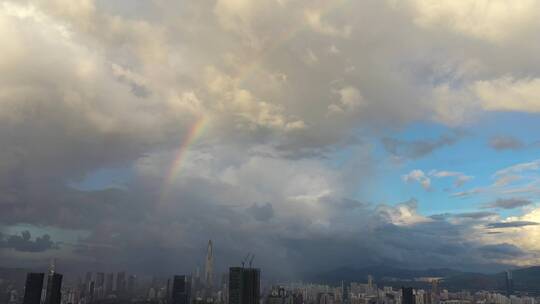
[0,231,58,253]
[486,221,539,229]
[2,0,540,275]
[483,198,533,209]
[489,136,525,151]
[383,132,462,160]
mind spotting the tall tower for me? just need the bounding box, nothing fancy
[205,240,214,290]
[401,287,414,304]
[44,259,63,304]
[171,275,192,304]
[229,267,260,304]
[431,279,439,304]
[23,273,44,304]
[505,270,513,297]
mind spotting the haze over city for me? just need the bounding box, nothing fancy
[3,0,540,287]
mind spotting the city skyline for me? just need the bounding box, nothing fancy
[12,259,540,304]
[3,0,540,280]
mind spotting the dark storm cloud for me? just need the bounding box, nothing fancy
[483,198,533,209]
[0,174,514,276]
[489,136,525,151]
[247,203,275,222]
[485,221,539,229]
[0,231,58,252]
[479,243,527,259]
[382,132,462,159]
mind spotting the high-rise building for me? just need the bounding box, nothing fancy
[96,272,105,288]
[506,271,513,297]
[430,279,439,304]
[402,288,414,304]
[23,273,44,304]
[128,275,137,294]
[105,273,114,295]
[317,292,334,304]
[171,275,192,304]
[205,240,214,290]
[229,267,260,304]
[342,281,349,304]
[85,272,92,285]
[44,273,63,304]
[96,272,105,299]
[89,281,95,303]
[367,275,374,295]
[117,272,126,294]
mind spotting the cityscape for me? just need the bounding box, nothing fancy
[2,240,540,304]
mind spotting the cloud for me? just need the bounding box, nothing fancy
[2,0,540,275]
[402,170,431,190]
[407,0,540,43]
[495,160,540,176]
[485,221,539,229]
[383,132,461,160]
[483,198,533,209]
[492,160,540,187]
[403,169,472,191]
[475,77,540,113]
[489,136,525,151]
[479,243,527,259]
[430,170,473,187]
[328,86,365,114]
[247,202,275,222]
[429,211,497,221]
[0,231,58,253]
[453,212,498,219]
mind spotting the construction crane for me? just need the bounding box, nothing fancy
[241,253,255,268]
[241,253,250,268]
[248,254,255,267]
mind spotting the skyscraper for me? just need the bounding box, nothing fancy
[44,273,62,304]
[506,270,513,297]
[83,271,92,300]
[85,272,92,286]
[128,275,137,294]
[401,287,414,304]
[171,275,192,304]
[341,281,349,304]
[23,273,44,304]
[205,240,214,290]
[96,272,105,299]
[317,292,335,304]
[89,281,95,303]
[430,279,439,304]
[105,273,114,295]
[116,271,126,294]
[229,267,260,304]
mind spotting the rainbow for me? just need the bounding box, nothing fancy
[160,1,347,200]
[161,116,208,201]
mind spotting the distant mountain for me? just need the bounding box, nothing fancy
[310,265,540,294]
[309,265,463,284]
[443,266,540,294]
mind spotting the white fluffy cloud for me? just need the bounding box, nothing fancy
[402,170,431,190]
[408,0,540,43]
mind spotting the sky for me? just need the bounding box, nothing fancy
[2,0,540,279]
